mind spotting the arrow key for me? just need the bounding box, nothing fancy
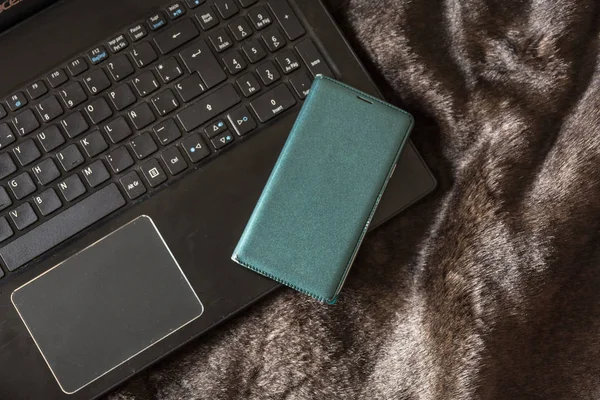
[210,131,234,150]
[204,120,227,138]
[181,133,210,163]
[227,107,256,136]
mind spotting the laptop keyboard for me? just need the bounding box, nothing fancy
[0,0,333,277]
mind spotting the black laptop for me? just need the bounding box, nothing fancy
[0,0,436,398]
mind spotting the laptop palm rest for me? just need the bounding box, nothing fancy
[10,215,204,395]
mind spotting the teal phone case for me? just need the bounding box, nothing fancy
[231,76,414,304]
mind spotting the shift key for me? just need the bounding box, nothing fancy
[249,84,297,123]
[177,84,241,131]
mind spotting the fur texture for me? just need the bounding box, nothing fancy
[110,0,600,398]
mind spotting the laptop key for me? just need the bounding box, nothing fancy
[133,71,161,96]
[214,0,239,19]
[61,111,89,138]
[0,152,17,180]
[88,45,109,65]
[56,144,84,172]
[8,172,36,200]
[147,12,168,31]
[268,0,305,40]
[107,55,135,81]
[60,82,88,109]
[120,171,146,199]
[84,69,111,94]
[85,97,113,125]
[222,50,247,74]
[140,158,167,187]
[9,202,38,230]
[153,18,199,54]
[262,26,286,52]
[153,119,182,145]
[33,188,62,216]
[0,217,13,243]
[177,84,241,131]
[155,57,183,83]
[32,158,60,185]
[35,95,64,123]
[6,92,27,111]
[228,107,256,136]
[128,103,156,130]
[179,40,226,88]
[289,71,312,99]
[161,147,187,175]
[131,42,158,68]
[108,84,137,111]
[204,120,227,138]
[195,6,219,30]
[256,61,280,85]
[82,160,110,188]
[107,34,129,53]
[0,122,16,148]
[174,73,206,102]
[210,131,234,150]
[0,187,12,212]
[80,130,109,156]
[276,49,301,74]
[208,29,233,52]
[58,175,86,202]
[38,125,65,152]
[106,146,134,173]
[181,133,210,163]
[47,68,68,88]
[166,3,186,20]
[128,23,148,42]
[241,39,267,63]
[295,39,334,78]
[130,133,158,159]
[12,109,40,136]
[247,6,272,30]
[67,58,88,77]
[13,139,41,166]
[0,183,126,272]
[228,17,253,41]
[27,81,48,99]
[249,84,297,122]
[151,89,180,116]
[104,116,132,144]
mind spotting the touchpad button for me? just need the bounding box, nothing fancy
[11,215,204,394]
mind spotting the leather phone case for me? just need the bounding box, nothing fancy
[232,76,414,304]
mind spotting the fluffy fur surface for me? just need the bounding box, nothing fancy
[110,0,600,398]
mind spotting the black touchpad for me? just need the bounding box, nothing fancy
[11,216,204,394]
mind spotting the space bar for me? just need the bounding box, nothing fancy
[0,184,126,272]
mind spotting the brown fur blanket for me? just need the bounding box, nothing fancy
[110,0,600,398]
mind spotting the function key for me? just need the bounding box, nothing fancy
[247,6,272,30]
[87,45,109,65]
[47,68,68,88]
[166,3,186,19]
[195,6,219,30]
[107,34,129,53]
[185,0,204,8]
[238,0,258,7]
[268,0,305,40]
[0,104,6,119]
[127,23,148,42]
[6,92,27,111]
[67,57,88,77]
[147,12,167,31]
[26,81,48,99]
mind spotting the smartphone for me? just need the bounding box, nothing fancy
[232,76,414,304]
